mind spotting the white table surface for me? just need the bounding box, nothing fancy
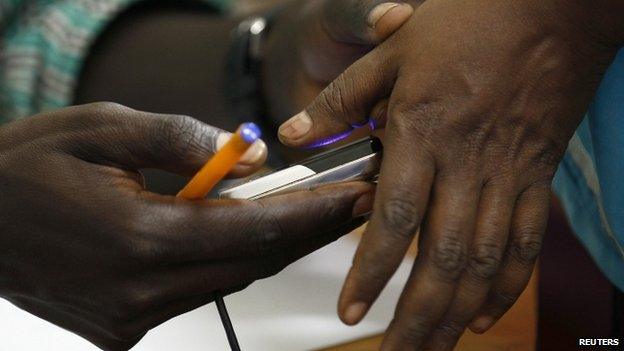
[1,233,413,350]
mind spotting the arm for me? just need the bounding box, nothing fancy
[73,0,416,192]
[0,102,374,350]
[0,1,412,349]
[277,0,624,350]
[74,0,416,138]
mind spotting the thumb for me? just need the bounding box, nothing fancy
[278,49,396,148]
[321,0,415,44]
[301,0,414,83]
[66,103,266,177]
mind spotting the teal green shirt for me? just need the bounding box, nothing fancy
[0,0,229,123]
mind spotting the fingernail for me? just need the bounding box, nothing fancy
[216,132,232,149]
[367,3,401,29]
[278,111,313,141]
[469,316,494,334]
[240,140,268,164]
[352,191,375,217]
[217,133,267,164]
[343,302,368,325]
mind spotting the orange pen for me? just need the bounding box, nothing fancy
[175,122,261,351]
[177,122,262,200]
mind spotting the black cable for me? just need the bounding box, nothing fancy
[215,295,241,351]
[218,10,284,351]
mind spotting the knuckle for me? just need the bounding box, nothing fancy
[256,228,283,254]
[116,221,163,266]
[491,290,518,310]
[109,210,169,267]
[318,80,348,114]
[251,203,285,254]
[381,196,421,240]
[510,226,543,264]
[395,315,430,343]
[84,102,134,126]
[532,144,563,170]
[124,237,161,266]
[388,100,436,133]
[317,192,350,221]
[468,241,504,280]
[520,127,567,169]
[58,102,132,130]
[354,263,389,290]
[154,114,201,158]
[435,320,465,339]
[430,233,468,281]
[88,101,132,115]
[314,74,368,125]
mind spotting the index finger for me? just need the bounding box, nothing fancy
[337,110,435,325]
[137,181,375,263]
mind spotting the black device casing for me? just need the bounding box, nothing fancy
[219,137,383,200]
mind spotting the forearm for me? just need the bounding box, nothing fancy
[561,0,624,48]
[523,0,624,50]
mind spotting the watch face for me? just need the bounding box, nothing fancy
[220,137,383,200]
[225,15,276,164]
[247,17,268,60]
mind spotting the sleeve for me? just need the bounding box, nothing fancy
[0,0,231,124]
[552,47,624,293]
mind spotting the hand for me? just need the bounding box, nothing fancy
[277,0,624,349]
[265,0,419,123]
[0,103,374,350]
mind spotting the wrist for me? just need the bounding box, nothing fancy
[501,0,624,95]
[528,0,624,50]
[567,0,624,48]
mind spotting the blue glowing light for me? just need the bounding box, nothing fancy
[305,129,354,149]
[368,118,377,131]
[350,120,369,128]
[239,122,262,144]
[304,117,378,149]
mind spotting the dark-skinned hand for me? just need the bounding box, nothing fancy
[265,0,420,123]
[0,103,374,350]
[0,2,415,348]
[278,0,624,350]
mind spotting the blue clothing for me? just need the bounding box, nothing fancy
[554,48,624,292]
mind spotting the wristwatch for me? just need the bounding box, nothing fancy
[224,11,285,166]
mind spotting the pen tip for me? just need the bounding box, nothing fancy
[239,122,262,144]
